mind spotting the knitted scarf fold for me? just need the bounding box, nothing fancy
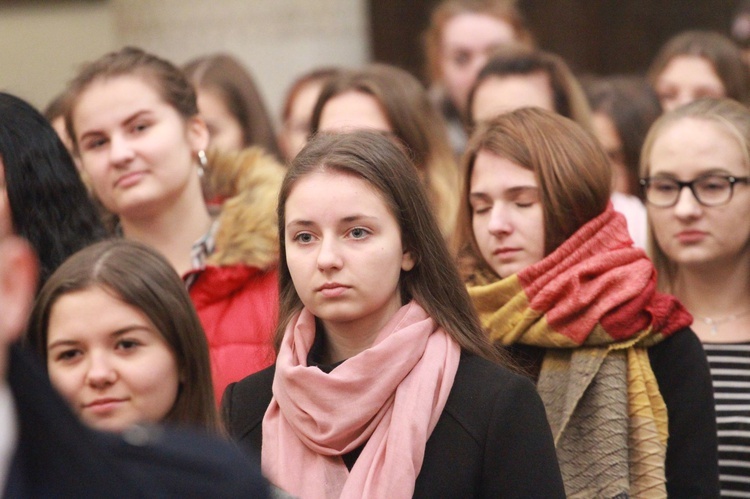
[468,206,692,498]
[262,301,461,499]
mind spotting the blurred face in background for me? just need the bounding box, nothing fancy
[654,56,726,112]
[591,112,629,194]
[439,12,517,114]
[318,91,392,133]
[471,72,554,123]
[280,79,327,161]
[196,87,245,151]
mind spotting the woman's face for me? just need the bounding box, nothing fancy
[72,75,208,220]
[469,149,545,278]
[439,12,516,114]
[284,171,414,339]
[46,285,180,433]
[0,160,12,238]
[318,91,392,133]
[196,87,245,151]
[591,112,630,195]
[471,72,554,123]
[281,80,326,161]
[647,118,750,270]
[654,55,726,113]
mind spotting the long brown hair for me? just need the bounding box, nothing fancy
[456,108,611,281]
[310,64,459,238]
[276,130,507,364]
[183,53,282,159]
[28,239,218,432]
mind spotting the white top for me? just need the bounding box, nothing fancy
[611,192,648,249]
[0,383,18,494]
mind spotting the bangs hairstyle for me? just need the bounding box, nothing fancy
[423,0,533,84]
[647,30,750,106]
[64,46,199,154]
[28,239,218,432]
[456,107,611,281]
[640,98,750,291]
[275,130,504,363]
[309,63,459,238]
[183,53,282,159]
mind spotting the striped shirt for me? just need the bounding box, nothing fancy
[704,342,750,498]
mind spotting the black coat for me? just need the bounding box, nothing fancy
[222,352,566,498]
[4,344,269,498]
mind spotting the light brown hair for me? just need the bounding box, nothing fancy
[647,30,750,106]
[456,107,611,281]
[183,53,282,159]
[28,239,218,432]
[423,0,533,84]
[310,64,459,238]
[276,130,508,364]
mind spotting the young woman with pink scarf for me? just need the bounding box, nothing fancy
[222,130,565,498]
[457,107,718,497]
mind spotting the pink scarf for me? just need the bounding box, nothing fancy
[262,301,461,499]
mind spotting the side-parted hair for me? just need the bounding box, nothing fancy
[467,44,594,132]
[456,107,611,282]
[0,92,106,289]
[276,130,506,364]
[647,30,750,106]
[640,98,750,291]
[423,0,533,84]
[183,53,282,159]
[584,75,662,198]
[64,46,199,155]
[309,63,460,238]
[28,239,218,432]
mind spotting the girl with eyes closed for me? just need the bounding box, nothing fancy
[456,107,718,497]
[63,47,283,404]
[222,130,564,498]
[642,98,750,498]
[27,239,217,433]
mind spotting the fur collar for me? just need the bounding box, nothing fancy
[203,147,284,270]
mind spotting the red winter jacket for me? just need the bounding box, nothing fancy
[190,147,284,405]
[189,264,278,405]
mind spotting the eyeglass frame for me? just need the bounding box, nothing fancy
[639,174,750,207]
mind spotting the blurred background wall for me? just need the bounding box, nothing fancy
[0,0,369,121]
[0,0,743,122]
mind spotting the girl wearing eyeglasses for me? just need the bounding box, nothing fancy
[642,97,750,497]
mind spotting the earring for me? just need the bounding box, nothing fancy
[197,150,207,178]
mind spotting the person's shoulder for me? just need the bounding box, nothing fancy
[108,424,269,498]
[444,353,538,425]
[221,364,276,439]
[648,326,704,363]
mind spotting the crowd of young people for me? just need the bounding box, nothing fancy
[5,0,750,496]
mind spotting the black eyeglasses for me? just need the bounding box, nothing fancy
[640,174,750,207]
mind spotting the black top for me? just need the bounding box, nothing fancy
[222,352,566,498]
[508,327,719,498]
[5,343,269,498]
